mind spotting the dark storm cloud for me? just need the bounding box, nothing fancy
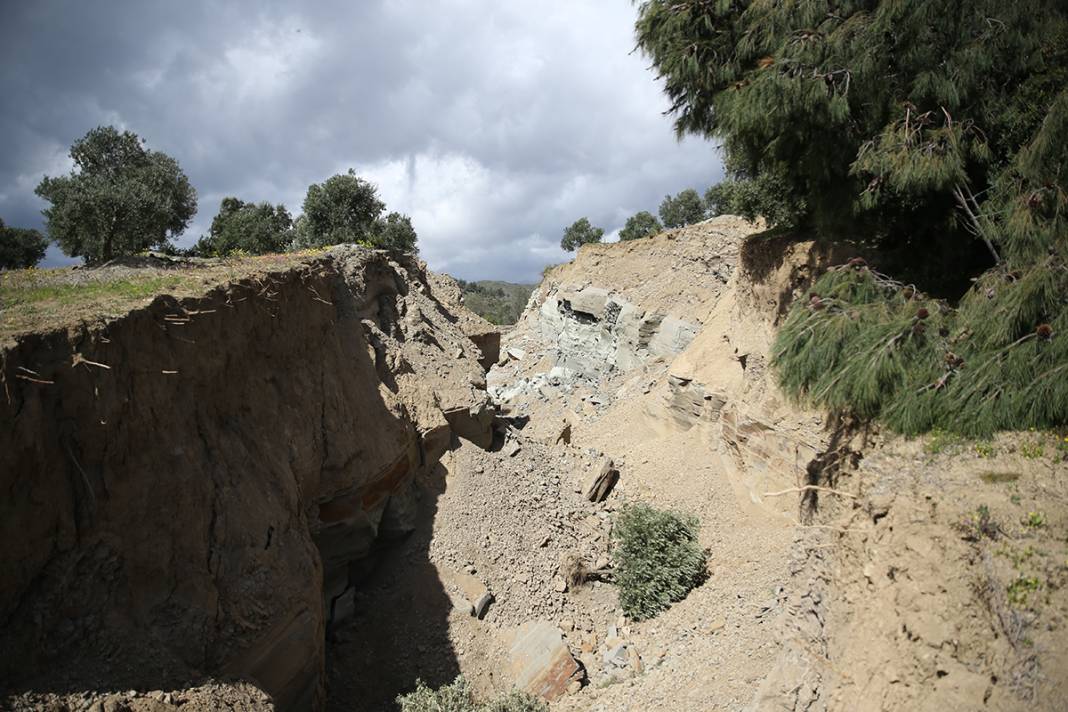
[0,1,723,281]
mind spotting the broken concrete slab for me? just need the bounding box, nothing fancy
[506,621,584,702]
[584,458,620,503]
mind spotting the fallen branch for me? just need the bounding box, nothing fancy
[763,485,857,499]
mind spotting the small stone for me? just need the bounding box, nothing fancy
[567,680,583,695]
[603,643,629,668]
[584,458,620,502]
[553,576,568,593]
[450,592,475,616]
[473,592,494,618]
[627,647,643,674]
[708,617,727,633]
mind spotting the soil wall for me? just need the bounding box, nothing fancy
[0,248,497,710]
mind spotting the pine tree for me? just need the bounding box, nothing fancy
[635,1,1068,435]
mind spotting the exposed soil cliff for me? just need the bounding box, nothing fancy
[1,248,498,710]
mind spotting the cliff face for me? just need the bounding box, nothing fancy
[491,218,848,519]
[0,248,497,709]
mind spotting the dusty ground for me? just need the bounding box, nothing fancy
[810,433,1068,711]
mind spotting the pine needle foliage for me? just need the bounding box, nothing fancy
[612,504,707,621]
[773,258,1068,436]
[637,1,1068,436]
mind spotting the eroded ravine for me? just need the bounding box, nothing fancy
[4,219,1067,712]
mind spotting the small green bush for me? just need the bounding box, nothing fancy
[612,504,708,620]
[397,677,546,712]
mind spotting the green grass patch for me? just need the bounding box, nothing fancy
[1,274,190,308]
[979,471,1021,484]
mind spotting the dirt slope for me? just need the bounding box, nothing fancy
[490,217,1068,711]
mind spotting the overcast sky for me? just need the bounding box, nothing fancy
[0,1,723,282]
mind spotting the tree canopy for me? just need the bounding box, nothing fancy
[0,218,48,270]
[635,0,1068,435]
[705,170,805,229]
[619,210,663,241]
[658,189,705,228]
[194,198,293,256]
[35,126,197,263]
[299,170,385,248]
[374,211,419,253]
[560,217,604,251]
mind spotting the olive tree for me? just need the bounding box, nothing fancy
[619,210,662,241]
[658,189,706,228]
[35,126,196,263]
[194,198,293,256]
[560,217,604,251]
[299,170,385,248]
[0,218,49,270]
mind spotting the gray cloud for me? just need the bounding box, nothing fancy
[0,1,723,282]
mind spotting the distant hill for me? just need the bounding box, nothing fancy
[455,279,536,325]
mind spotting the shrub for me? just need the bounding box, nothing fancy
[396,677,546,712]
[612,503,707,620]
